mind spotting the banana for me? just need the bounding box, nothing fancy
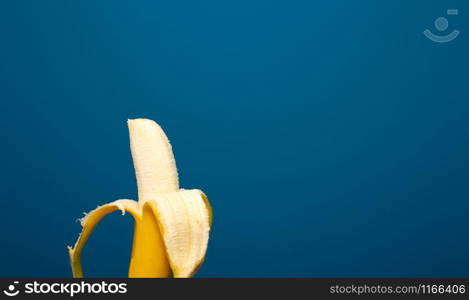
[67,119,212,278]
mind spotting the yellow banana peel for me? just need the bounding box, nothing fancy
[67,119,212,278]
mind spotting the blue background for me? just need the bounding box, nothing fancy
[0,1,468,277]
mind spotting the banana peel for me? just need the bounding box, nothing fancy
[67,119,212,278]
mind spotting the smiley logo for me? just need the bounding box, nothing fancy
[424,9,459,43]
[3,282,20,297]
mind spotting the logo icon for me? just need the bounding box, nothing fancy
[3,282,20,297]
[424,9,459,43]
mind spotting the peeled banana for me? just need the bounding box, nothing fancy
[67,119,212,278]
